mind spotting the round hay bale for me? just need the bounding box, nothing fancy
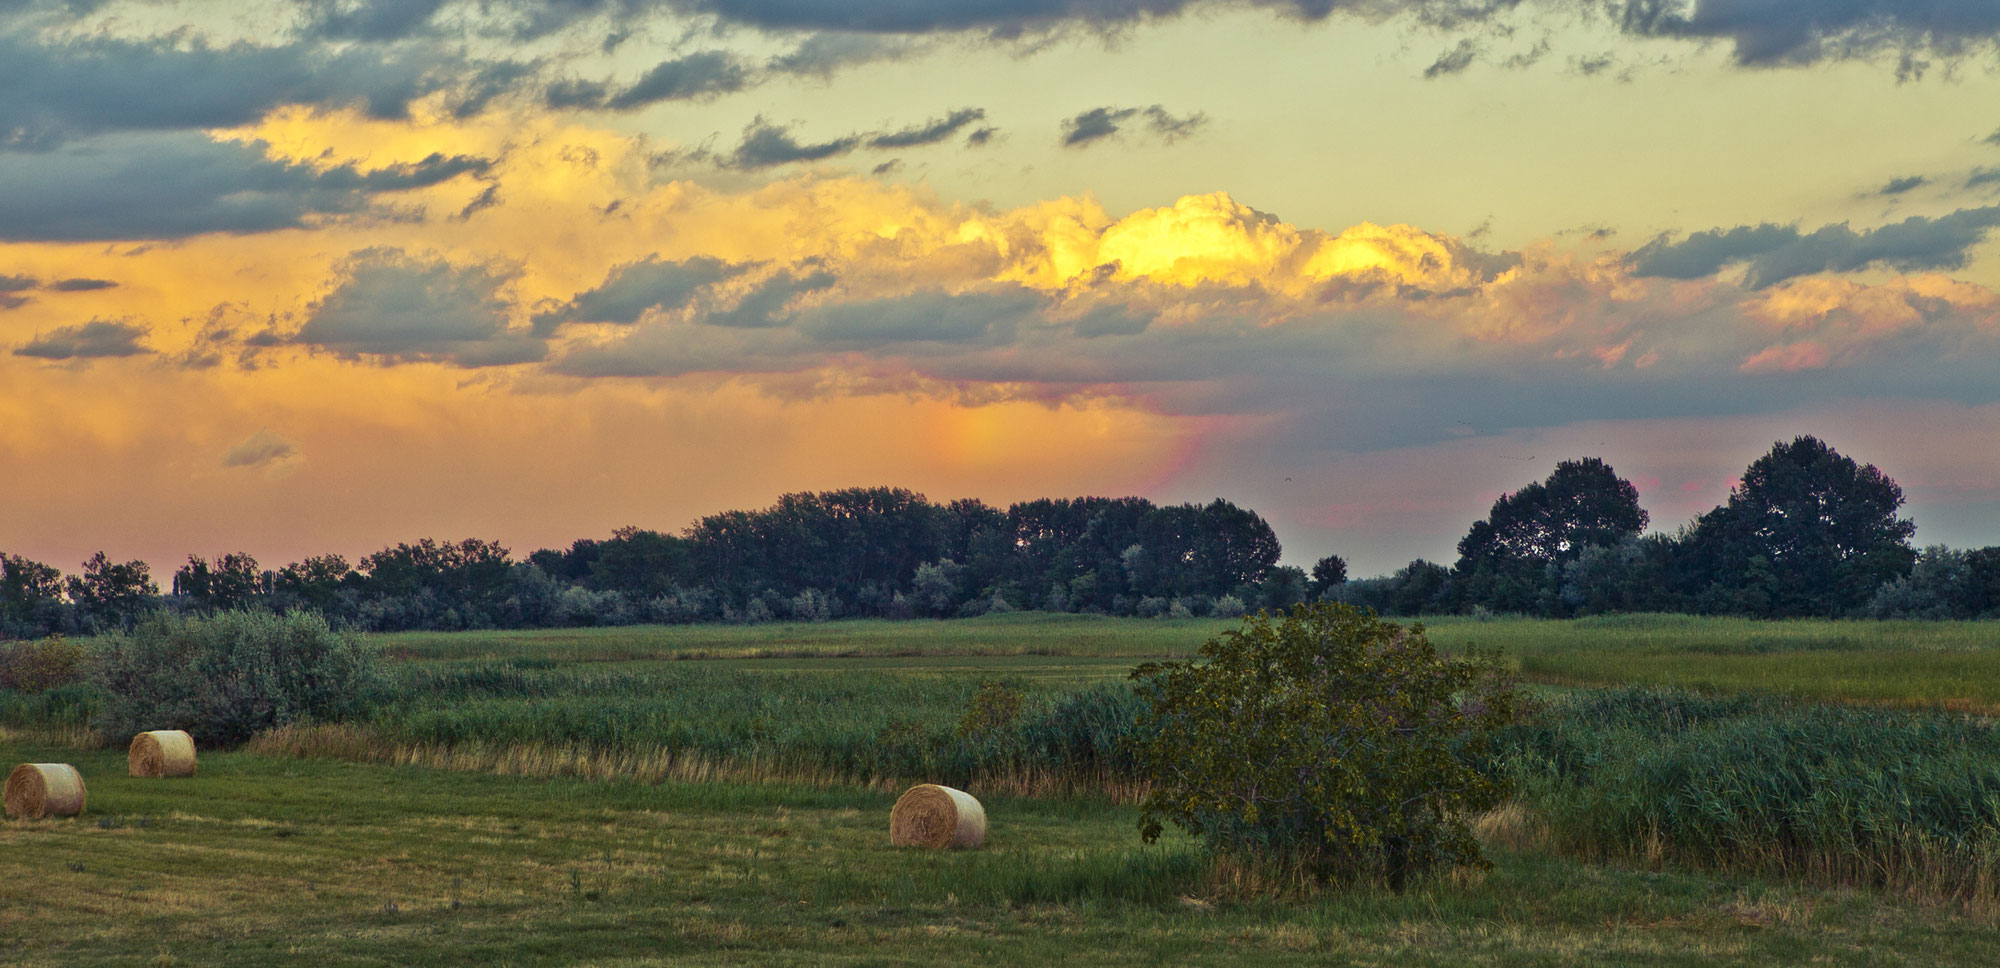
[129,730,197,778]
[890,783,986,849]
[5,763,86,819]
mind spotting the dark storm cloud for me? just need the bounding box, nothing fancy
[295,248,545,367]
[1423,38,1478,77]
[1061,105,1205,148]
[726,118,864,168]
[1628,206,2000,287]
[1602,0,2000,67]
[0,134,488,242]
[0,30,488,149]
[13,318,150,359]
[867,108,987,149]
[424,0,2000,70]
[532,255,746,333]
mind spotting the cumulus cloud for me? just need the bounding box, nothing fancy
[13,318,151,359]
[1060,105,1205,148]
[295,248,544,366]
[1628,206,2000,288]
[221,429,299,468]
[0,133,488,241]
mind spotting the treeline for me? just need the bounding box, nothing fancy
[4,434,1995,637]
[1,491,1287,636]
[1333,436,2000,620]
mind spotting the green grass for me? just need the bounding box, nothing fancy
[1420,614,2000,710]
[16,612,2000,964]
[372,612,1236,665]
[8,739,2000,967]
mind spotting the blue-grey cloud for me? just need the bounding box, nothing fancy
[13,318,150,359]
[0,134,488,241]
[1969,167,2000,190]
[707,267,838,327]
[532,256,747,333]
[0,30,490,150]
[605,51,750,109]
[49,277,116,292]
[0,274,33,292]
[1424,38,1479,77]
[1061,105,1205,148]
[867,108,987,149]
[406,0,2000,71]
[727,118,864,168]
[797,288,1042,345]
[1873,175,1928,196]
[221,429,298,468]
[295,248,545,367]
[1629,206,2000,287]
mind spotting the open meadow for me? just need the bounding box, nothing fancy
[7,612,2000,965]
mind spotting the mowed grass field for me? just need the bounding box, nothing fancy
[8,612,2000,965]
[8,739,1999,967]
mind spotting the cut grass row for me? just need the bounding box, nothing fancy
[7,739,1998,967]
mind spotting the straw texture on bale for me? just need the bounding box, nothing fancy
[890,783,986,849]
[129,730,198,778]
[5,763,86,819]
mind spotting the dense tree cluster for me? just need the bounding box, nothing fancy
[1336,436,1981,620]
[1,490,1284,635]
[2,435,1991,637]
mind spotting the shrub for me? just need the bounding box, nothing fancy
[0,634,90,693]
[94,609,383,747]
[1131,602,1519,888]
[957,680,1026,738]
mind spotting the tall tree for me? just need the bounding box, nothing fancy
[1454,457,1649,614]
[1309,555,1348,599]
[0,553,66,636]
[67,552,159,632]
[1682,436,1916,616]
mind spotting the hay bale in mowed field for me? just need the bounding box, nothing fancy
[890,784,986,849]
[5,763,86,819]
[129,730,197,778]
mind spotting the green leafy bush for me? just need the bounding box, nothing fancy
[0,634,90,693]
[1131,603,1519,887]
[957,680,1026,738]
[94,610,382,746]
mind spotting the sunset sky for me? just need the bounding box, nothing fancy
[4,0,2000,578]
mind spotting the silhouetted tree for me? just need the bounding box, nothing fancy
[1454,457,1649,614]
[67,552,159,632]
[1680,436,1915,616]
[1309,555,1348,599]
